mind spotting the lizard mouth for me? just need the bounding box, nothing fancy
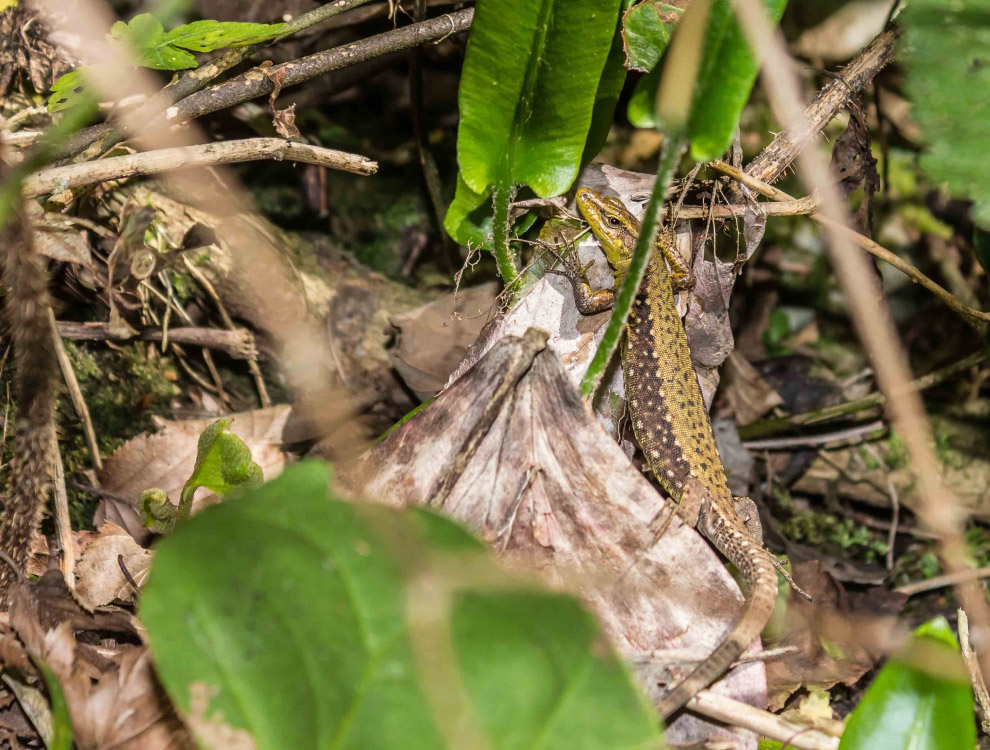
[575,187,596,215]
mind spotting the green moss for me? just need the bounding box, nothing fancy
[891,546,941,589]
[781,509,889,564]
[167,269,196,303]
[884,433,909,468]
[60,341,179,528]
[893,529,990,591]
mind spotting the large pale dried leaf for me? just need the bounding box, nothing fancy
[448,164,729,433]
[8,577,193,750]
[34,225,95,268]
[74,522,153,610]
[347,331,763,748]
[95,405,291,541]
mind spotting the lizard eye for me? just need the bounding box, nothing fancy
[606,216,621,228]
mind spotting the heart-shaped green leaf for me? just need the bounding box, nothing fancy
[141,462,663,749]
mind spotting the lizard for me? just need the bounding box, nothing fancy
[556,186,781,718]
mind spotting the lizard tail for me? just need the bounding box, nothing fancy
[655,547,777,719]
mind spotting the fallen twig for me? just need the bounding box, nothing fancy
[896,568,990,597]
[48,310,103,472]
[711,159,990,333]
[743,420,884,451]
[738,350,987,440]
[689,689,840,750]
[49,433,75,592]
[674,194,817,218]
[25,138,376,198]
[57,321,257,359]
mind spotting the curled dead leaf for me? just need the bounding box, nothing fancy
[74,522,153,610]
[8,574,193,749]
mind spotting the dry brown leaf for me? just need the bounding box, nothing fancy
[721,350,784,425]
[447,165,735,442]
[390,282,498,398]
[8,575,194,750]
[95,405,292,541]
[764,561,900,710]
[347,331,764,749]
[34,225,95,268]
[74,522,153,610]
[0,680,41,741]
[272,102,299,139]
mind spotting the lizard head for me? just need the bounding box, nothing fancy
[575,188,636,277]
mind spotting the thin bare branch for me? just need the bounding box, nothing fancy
[711,159,990,332]
[743,27,899,187]
[162,10,473,130]
[57,322,257,360]
[25,139,376,198]
[690,690,840,750]
[48,310,102,472]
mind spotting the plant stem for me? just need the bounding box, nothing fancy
[492,183,520,287]
[580,127,686,398]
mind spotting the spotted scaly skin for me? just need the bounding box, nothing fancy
[566,188,777,718]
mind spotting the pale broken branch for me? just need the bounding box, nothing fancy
[57,321,257,360]
[710,159,990,333]
[690,690,840,750]
[25,138,376,198]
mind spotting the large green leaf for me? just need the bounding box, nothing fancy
[687,0,786,160]
[446,0,623,276]
[902,0,990,228]
[456,0,624,199]
[109,14,285,69]
[141,462,662,750]
[838,617,975,750]
[583,0,635,164]
[109,14,197,69]
[625,0,786,160]
[622,2,680,72]
[163,19,287,51]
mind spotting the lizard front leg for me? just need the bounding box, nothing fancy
[547,245,617,315]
